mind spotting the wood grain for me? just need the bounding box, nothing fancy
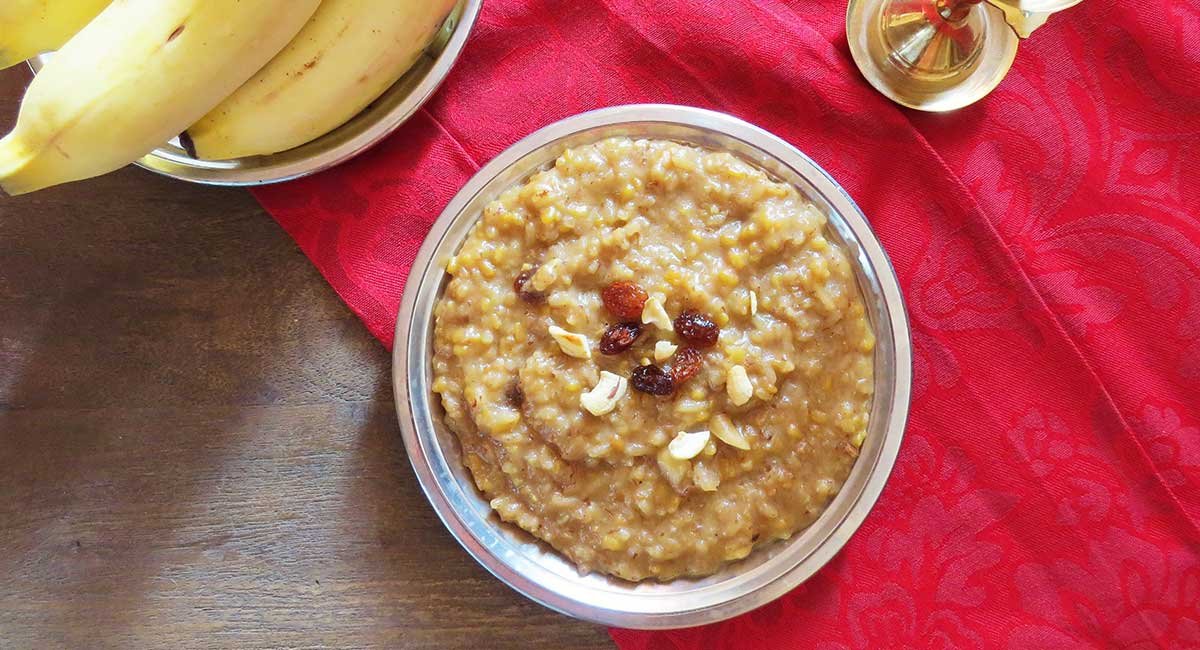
[0,67,613,650]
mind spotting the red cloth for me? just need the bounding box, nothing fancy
[253,1,1200,647]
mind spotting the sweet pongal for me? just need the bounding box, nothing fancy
[431,137,874,581]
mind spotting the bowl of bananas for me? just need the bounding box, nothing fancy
[0,0,480,194]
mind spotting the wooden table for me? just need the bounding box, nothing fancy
[0,68,612,650]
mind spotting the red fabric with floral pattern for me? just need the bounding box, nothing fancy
[253,1,1200,647]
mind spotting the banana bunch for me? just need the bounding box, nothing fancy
[0,0,111,69]
[187,0,457,161]
[0,0,457,195]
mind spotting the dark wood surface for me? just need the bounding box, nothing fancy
[0,68,613,650]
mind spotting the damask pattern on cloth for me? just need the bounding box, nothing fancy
[254,1,1200,647]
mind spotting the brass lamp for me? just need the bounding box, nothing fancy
[847,0,1083,111]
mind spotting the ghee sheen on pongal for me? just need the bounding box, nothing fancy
[431,137,874,581]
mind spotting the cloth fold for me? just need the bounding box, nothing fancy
[254,1,1200,647]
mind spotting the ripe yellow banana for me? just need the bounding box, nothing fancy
[0,0,322,195]
[0,0,111,70]
[184,0,457,161]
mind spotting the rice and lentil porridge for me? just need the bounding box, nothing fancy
[431,137,874,581]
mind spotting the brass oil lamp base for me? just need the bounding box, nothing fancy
[847,0,1082,111]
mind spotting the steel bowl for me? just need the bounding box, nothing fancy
[27,0,481,186]
[393,104,912,629]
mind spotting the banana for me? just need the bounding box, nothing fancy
[0,0,111,70]
[184,0,457,161]
[0,0,322,195]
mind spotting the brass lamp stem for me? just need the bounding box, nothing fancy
[939,0,984,22]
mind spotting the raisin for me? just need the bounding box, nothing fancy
[505,382,524,407]
[512,270,531,293]
[668,347,704,384]
[601,281,648,320]
[599,321,643,355]
[674,310,719,347]
[513,269,546,304]
[630,364,674,395]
